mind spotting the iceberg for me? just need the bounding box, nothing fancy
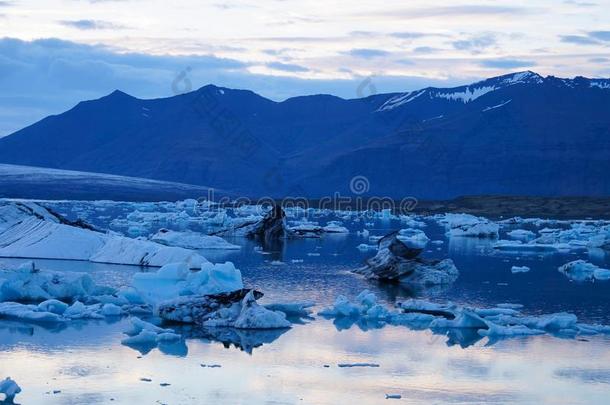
[0,302,64,323]
[558,260,610,282]
[397,228,430,248]
[132,261,244,307]
[0,261,109,302]
[355,232,458,286]
[233,291,291,329]
[439,213,499,238]
[0,201,207,268]
[322,221,349,234]
[319,292,610,345]
[159,289,291,329]
[511,265,531,273]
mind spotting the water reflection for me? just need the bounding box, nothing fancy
[175,325,291,354]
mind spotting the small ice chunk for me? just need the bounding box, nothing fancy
[38,299,69,315]
[101,303,123,317]
[337,363,380,368]
[386,394,402,399]
[511,266,530,273]
[233,291,291,329]
[63,301,104,319]
[507,229,536,240]
[264,301,315,317]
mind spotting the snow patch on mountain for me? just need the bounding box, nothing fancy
[377,90,425,111]
[483,99,512,112]
[590,80,610,90]
[377,71,544,111]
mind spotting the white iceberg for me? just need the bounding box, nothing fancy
[440,213,499,238]
[233,291,291,329]
[0,201,207,268]
[132,261,244,307]
[0,261,106,302]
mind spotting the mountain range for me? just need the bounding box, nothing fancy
[0,71,609,199]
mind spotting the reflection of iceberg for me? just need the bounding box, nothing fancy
[177,325,290,354]
[448,236,496,256]
[438,328,484,348]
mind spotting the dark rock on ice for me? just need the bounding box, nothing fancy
[355,231,458,285]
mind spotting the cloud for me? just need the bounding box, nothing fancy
[390,32,430,39]
[560,35,600,45]
[452,33,497,51]
[479,58,536,69]
[365,5,539,19]
[589,57,610,63]
[563,0,598,6]
[346,49,390,59]
[412,46,441,54]
[60,19,126,30]
[588,31,610,41]
[266,61,309,72]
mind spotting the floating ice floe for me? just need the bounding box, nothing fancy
[319,290,610,345]
[507,229,536,240]
[399,215,426,228]
[439,213,499,238]
[337,363,380,368]
[0,377,21,401]
[322,221,349,234]
[558,260,610,282]
[264,301,315,317]
[150,229,240,250]
[493,239,573,253]
[511,266,531,273]
[357,229,370,238]
[0,201,206,268]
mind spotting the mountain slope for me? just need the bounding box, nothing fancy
[0,71,609,199]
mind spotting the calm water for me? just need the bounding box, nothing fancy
[1,202,610,404]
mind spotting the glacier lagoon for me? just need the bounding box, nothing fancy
[1,200,610,404]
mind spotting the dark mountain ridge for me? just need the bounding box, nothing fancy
[1,71,609,199]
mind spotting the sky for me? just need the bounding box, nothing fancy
[0,0,609,135]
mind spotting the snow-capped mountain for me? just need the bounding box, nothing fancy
[0,71,609,199]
